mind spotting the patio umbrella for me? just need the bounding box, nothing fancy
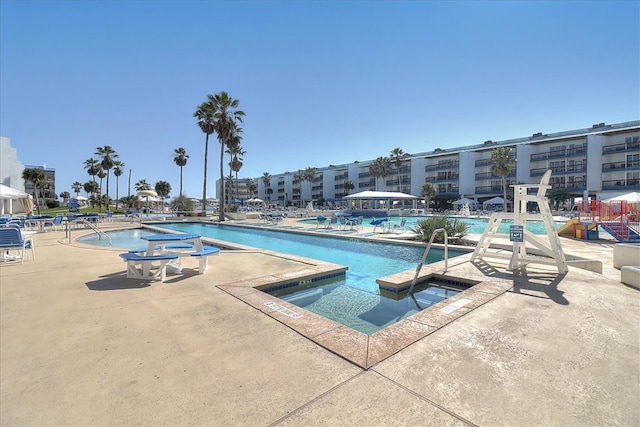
[452,197,475,205]
[137,190,158,216]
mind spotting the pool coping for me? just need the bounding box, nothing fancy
[80,221,513,369]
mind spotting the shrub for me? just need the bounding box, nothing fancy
[411,216,469,244]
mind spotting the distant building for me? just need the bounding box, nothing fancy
[216,120,640,207]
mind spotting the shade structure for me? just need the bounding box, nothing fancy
[343,191,417,211]
[0,184,32,215]
[137,190,158,216]
[343,191,417,200]
[246,198,265,204]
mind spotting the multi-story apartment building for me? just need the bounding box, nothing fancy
[219,120,640,207]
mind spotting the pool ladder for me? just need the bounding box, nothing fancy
[66,218,112,245]
[406,228,448,296]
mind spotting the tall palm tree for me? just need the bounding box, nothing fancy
[490,147,516,212]
[83,158,100,182]
[303,167,317,208]
[194,98,216,216]
[229,147,245,201]
[112,160,124,210]
[246,178,257,198]
[389,147,406,192]
[96,168,107,211]
[135,179,152,192]
[22,167,46,214]
[262,172,271,202]
[225,130,244,203]
[172,147,189,197]
[83,181,99,198]
[95,146,118,209]
[369,156,391,191]
[71,181,83,197]
[210,91,245,221]
[293,170,304,207]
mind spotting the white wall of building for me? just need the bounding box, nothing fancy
[0,136,26,190]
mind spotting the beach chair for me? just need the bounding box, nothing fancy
[392,218,407,233]
[0,226,35,264]
[316,216,327,228]
[370,217,388,233]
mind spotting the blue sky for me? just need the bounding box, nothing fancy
[1,0,638,200]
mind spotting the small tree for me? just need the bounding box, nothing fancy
[420,182,437,211]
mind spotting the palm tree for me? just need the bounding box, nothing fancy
[246,178,257,198]
[135,179,152,192]
[209,91,245,221]
[344,180,355,197]
[369,156,391,191]
[71,181,83,197]
[59,191,71,205]
[194,98,216,216]
[303,167,317,208]
[262,172,271,202]
[83,158,101,182]
[95,146,118,209]
[226,133,245,203]
[172,147,189,197]
[96,168,107,211]
[83,181,99,199]
[155,180,171,198]
[490,147,516,212]
[293,170,304,207]
[389,147,406,192]
[421,182,437,212]
[22,167,46,214]
[112,160,124,210]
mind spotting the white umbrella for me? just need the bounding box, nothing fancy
[452,197,475,205]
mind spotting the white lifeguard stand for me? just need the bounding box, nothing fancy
[470,170,568,274]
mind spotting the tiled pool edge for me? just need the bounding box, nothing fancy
[218,256,513,369]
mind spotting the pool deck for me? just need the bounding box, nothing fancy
[1,217,638,426]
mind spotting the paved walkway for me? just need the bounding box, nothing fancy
[1,218,638,426]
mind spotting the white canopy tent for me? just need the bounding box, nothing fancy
[0,184,33,215]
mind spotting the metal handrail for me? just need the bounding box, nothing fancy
[406,228,448,297]
[66,218,112,245]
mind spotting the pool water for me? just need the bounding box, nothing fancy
[78,223,468,334]
[302,215,561,234]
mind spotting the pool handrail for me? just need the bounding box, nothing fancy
[406,228,448,297]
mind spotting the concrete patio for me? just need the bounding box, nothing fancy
[1,218,638,426]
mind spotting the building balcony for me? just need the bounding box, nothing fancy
[602,179,640,190]
[425,161,459,171]
[602,139,639,154]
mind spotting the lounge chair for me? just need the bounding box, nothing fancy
[316,216,328,228]
[392,218,407,233]
[42,214,64,231]
[0,226,35,264]
[370,217,388,233]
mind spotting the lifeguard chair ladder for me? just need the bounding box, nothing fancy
[470,169,568,274]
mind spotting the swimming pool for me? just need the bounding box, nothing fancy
[78,223,468,334]
[301,215,561,234]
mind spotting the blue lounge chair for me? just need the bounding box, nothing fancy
[370,217,388,233]
[0,226,35,264]
[316,216,327,228]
